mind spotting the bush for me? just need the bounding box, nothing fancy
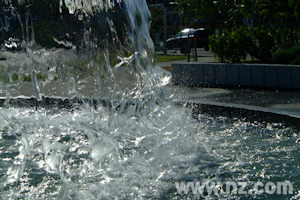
[273,27,300,49]
[11,73,19,81]
[273,45,300,64]
[36,72,48,81]
[209,28,249,63]
[291,56,300,65]
[250,27,276,63]
[209,26,300,63]
[21,74,32,82]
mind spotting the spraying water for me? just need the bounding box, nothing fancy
[0,0,299,199]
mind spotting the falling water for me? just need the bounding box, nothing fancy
[0,0,299,199]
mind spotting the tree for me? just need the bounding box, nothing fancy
[175,0,300,30]
[289,0,300,20]
[175,0,250,32]
[175,0,218,32]
[254,0,297,25]
[149,6,164,37]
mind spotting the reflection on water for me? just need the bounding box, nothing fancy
[0,0,299,199]
[0,106,299,199]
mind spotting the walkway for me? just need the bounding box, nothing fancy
[156,48,216,70]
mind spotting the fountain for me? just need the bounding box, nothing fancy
[0,0,299,199]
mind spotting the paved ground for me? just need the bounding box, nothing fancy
[156,48,217,70]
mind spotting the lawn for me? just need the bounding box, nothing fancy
[156,55,187,63]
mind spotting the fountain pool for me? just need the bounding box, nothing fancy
[0,0,299,199]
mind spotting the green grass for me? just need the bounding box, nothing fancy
[156,55,187,63]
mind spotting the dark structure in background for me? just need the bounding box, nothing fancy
[147,0,183,53]
[0,0,128,52]
[146,0,212,52]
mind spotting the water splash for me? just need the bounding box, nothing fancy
[0,0,166,102]
[0,0,177,198]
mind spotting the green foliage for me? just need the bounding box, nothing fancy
[36,72,48,81]
[21,74,32,82]
[291,56,300,65]
[274,27,300,49]
[273,45,300,64]
[176,0,300,29]
[209,28,249,63]
[247,27,300,62]
[10,72,52,82]
[150,7,164,33]
[255,0,295,22]
[11,73,19,81]
[209,26,300,63]
[10,72,49,82]
[175,0,245,28]
[248,27,276,63]
[289,0,300,20]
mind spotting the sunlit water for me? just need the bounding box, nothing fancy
[0,0,299,199]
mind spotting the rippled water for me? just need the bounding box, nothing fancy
[0,105,299,199]
[0,0,299,199]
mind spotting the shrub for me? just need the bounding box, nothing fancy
[273,27,300,49]
[273,45,300,64]
[209,26,300,63]
[250,27,276,63]
[21,74,32,82]
[209,28,249,63]
[291,56,300,65]
[11,73,19,81]
[36,72,48,81]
